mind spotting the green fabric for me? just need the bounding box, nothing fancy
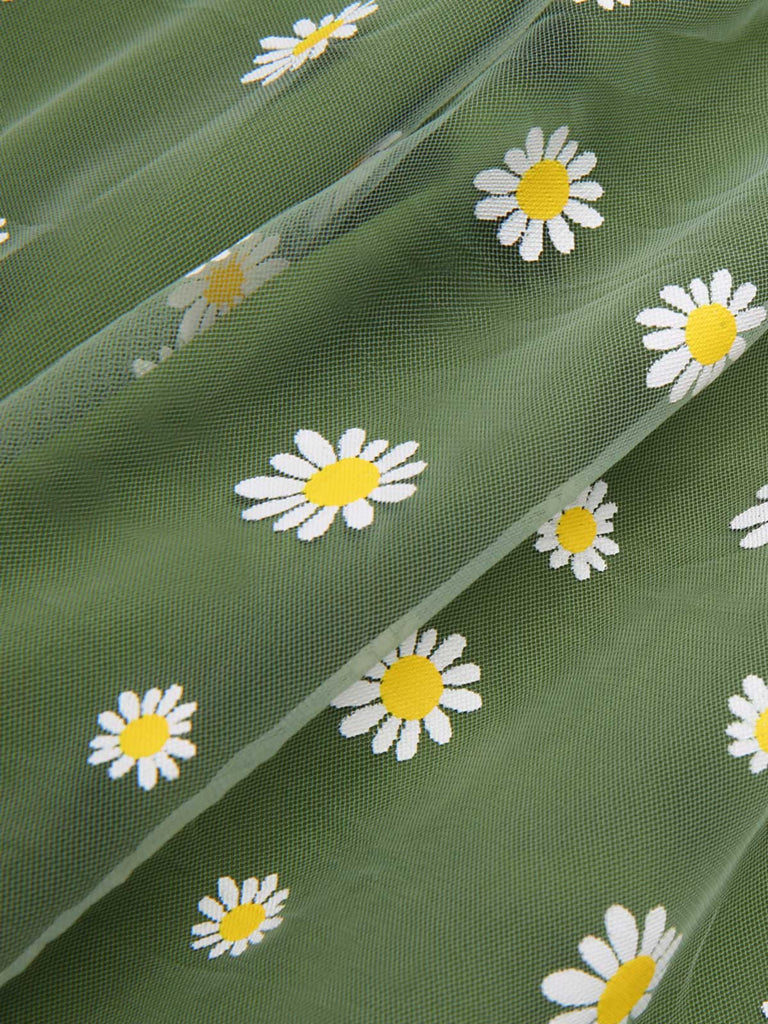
[3,0,768,1020]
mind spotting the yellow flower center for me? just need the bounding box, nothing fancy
[293,18,344,56]
[516,160,571,220]
[556,507,597,554]
[218,903,266,943]
[754,709,768,752]
[684,303,737,365]
[379,655,444,720]
[303,458,380,507]
[119,714,170,759]
[596,956,656,1024]
[203,259,245,306]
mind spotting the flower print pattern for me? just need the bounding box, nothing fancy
[167,232,289,345]
[638,268,766,402]
[234,427,427,540]
[730,486,768,549]
[541,904,682,1024]
[535,480,618,581]
[191,874,288,958]
[725,674,768,775]
[241,3,378,86]
[88,685,197,791]
[332,627,481,761]
[473,126,604,261]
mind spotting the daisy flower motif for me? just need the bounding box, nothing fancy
[473,126,604,262]
[331,627,481,761]
[730,486,768,549]
[725,674,768,774]
[131,345,173,379]
[535,480,618,581]
[191,874,288,959]
[574,0,629,9]
[167,232,289,345]
[0,217,8,245]
[638,269,766,403]
[87,685,196,791]
[541,904,682,1024]
[234,427,427,541]
[241,2,378,87]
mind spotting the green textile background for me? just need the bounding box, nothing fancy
[3,0,768,1019]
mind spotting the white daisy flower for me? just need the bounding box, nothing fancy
[332,627,482,761]
[573,0,630,10]
[725,674,768,774]
[241,2,378,87]
[87,685,197,791]
[131,345,173,379]
[473,126,604,262]
[730,486,768,549]
[167,232,289,345]
[0,217,8,245]
[637,268,766,403]
[534,480,618,581]
[234,427,427,541]
[541,904,682,1024]
[191,874,288,959]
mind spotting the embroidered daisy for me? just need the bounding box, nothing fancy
[730,486,768,549]
[332,628,481,761]
[574,0,629,9]
[191,874,288,959]
[725,674,768,774]
[234,427,427,541]
[241,2,378,86]
[638,269,766,403]
[535,480,618,581]
[87,685,196,791]
[541,904,682,1024]
[473,126,603,261]
[131,345,173,379]
[167,232,289,345]
[0,217,8,245]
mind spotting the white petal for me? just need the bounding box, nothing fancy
[592,536,619,556]
[742,674,768,709]
[261,35,303,49]
[562,199,603,228]
[566,152,597,181]
[257,875,279,903]
[234,476,304,500]
[526,127,545,163]
[605,905,639,963]
[294,429,336,468]
[585,549,607,572]
[137,757,158,791]
[630,993,652,1018]
[360,438,388,461]
[423,706,452,744]
[545,125,570,160]
[263,889,289,916]
[585,480,607,510]
[569,181,603,201]
[689,278,709,306]
[229,939,248,957]
[338,427,366,459]
[441,663,481,687]
[164,737,196,759]
[293,18,315,35]
[658,285,696,314]
[557,140,579,166]
[571,552,591,580]
[667,361,701,403]
[578,936,620,980]
[519,218,544,261]
[98,710,126,734]
[241,494,306,521]
[639,907,666,958]
[636,307,688,329]
[208,940,232,959]
[548,215,575,254]
[535,534,560,552]
[739,523,768,549]
[374,441,419,473]
[273,501,317,532]
[190,933,221,950]
[475,196,519,221]
[395,719,421,761]
[191,921,220,937]
[379,461,427,484]
[709,268,732,306]
[503,147,530,175]
[546,1011,598,1024]
[270,453,316,479]
[118,691,141,722]
[296,505,338,540]
[343,498,375,530]
[155,752,180,781]
[166,702,197,724]
[87,747,121,765]
[331,680,380,708]
[218,877,240,910]
[260,916,283,931]
[339,702,388,737]
[751,750,768,774]
[726,720,755,739]
[729,694,758,721]
[108,754,135,779]
[198,896,225,921]
[735,307,767,332]
[541,969,606,1007]
[157,685,183,716]
[141,688,162,715]
[372,715,401,754]
[642,329,685,352]
[368,484,416,503]
[645,347,691,389]
[176,297,207,343]
[728,335,746,361]
[729,282,758,312]
[89,735,120,750]
[415,629,438,657]
[550,547,571,569]
[473,169,520,194]
[430,633,467,671]
[758,485,768,500]
[439,688,482,712]
[728,738,759,757]
[399,632,417,657]
[497,209,528,247]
